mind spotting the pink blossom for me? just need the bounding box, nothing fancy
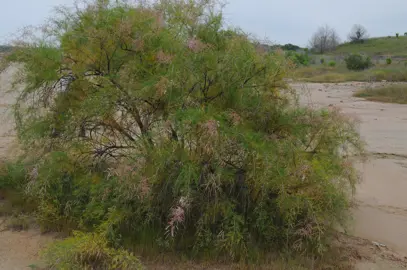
[156,50,173,64]
[201,119,219,137]
[187,38,207,53]
[166,206,185,237]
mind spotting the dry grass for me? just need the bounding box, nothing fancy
[354,84,407,104]
[294,63,407,83]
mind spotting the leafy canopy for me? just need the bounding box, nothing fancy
[4,0,363,262]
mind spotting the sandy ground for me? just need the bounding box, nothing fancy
[294,82,407,269]
[0,64,407,268]
[0,66,55,269]
[0,222,54,270]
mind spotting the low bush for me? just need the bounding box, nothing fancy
[320,58,325,64]
[3,0,363,264]
[344,53,373,70]
[328,61,336,67]
[286,51,310,66]
[42,231,143,269]
[386,58,392,65]
[0,160,37,215]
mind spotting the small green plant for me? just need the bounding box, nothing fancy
[396,33,399,38]
[328,61,336,67]
[286,51,310,66]
[386,58,392,65]
[320,58,325,64]
[42,231,143,269]
[344,53,373,70]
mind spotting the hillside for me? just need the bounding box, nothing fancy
[333,36,407,57]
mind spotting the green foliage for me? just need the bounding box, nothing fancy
[328,61,336,67]
[320,58,325,64]
[334,36,407,57]
[386,58,392,65]
[0,160,38,215]
[396,33,399,38]
[0,160,27,191]
[42,231,143,269]
[281,43,302,51]
[344,53,373,71]
[4,0,363,262]
[286,51,310,66]
[405,32,407,36]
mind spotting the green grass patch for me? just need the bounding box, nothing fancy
[354,84,407,104]
[333,36,407,57]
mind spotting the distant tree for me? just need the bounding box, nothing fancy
[396,33,399,38]
[348,24,369,43]
[281,43,301,51]
[405,32,407,36]
[309,25,340,54]
[0,45,13,53]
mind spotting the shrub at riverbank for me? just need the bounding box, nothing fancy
[1,0,363,268]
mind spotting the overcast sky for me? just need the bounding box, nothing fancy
[1,0,406,47]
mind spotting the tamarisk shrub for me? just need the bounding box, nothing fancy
[3,0,363,263]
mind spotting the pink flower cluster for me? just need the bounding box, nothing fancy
[166,196,190,238]
[187,38,207,53]
[156,50,173,64]
[167,206,185,237]
[201,119,219,137]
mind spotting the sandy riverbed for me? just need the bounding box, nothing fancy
[293,82,407,257]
